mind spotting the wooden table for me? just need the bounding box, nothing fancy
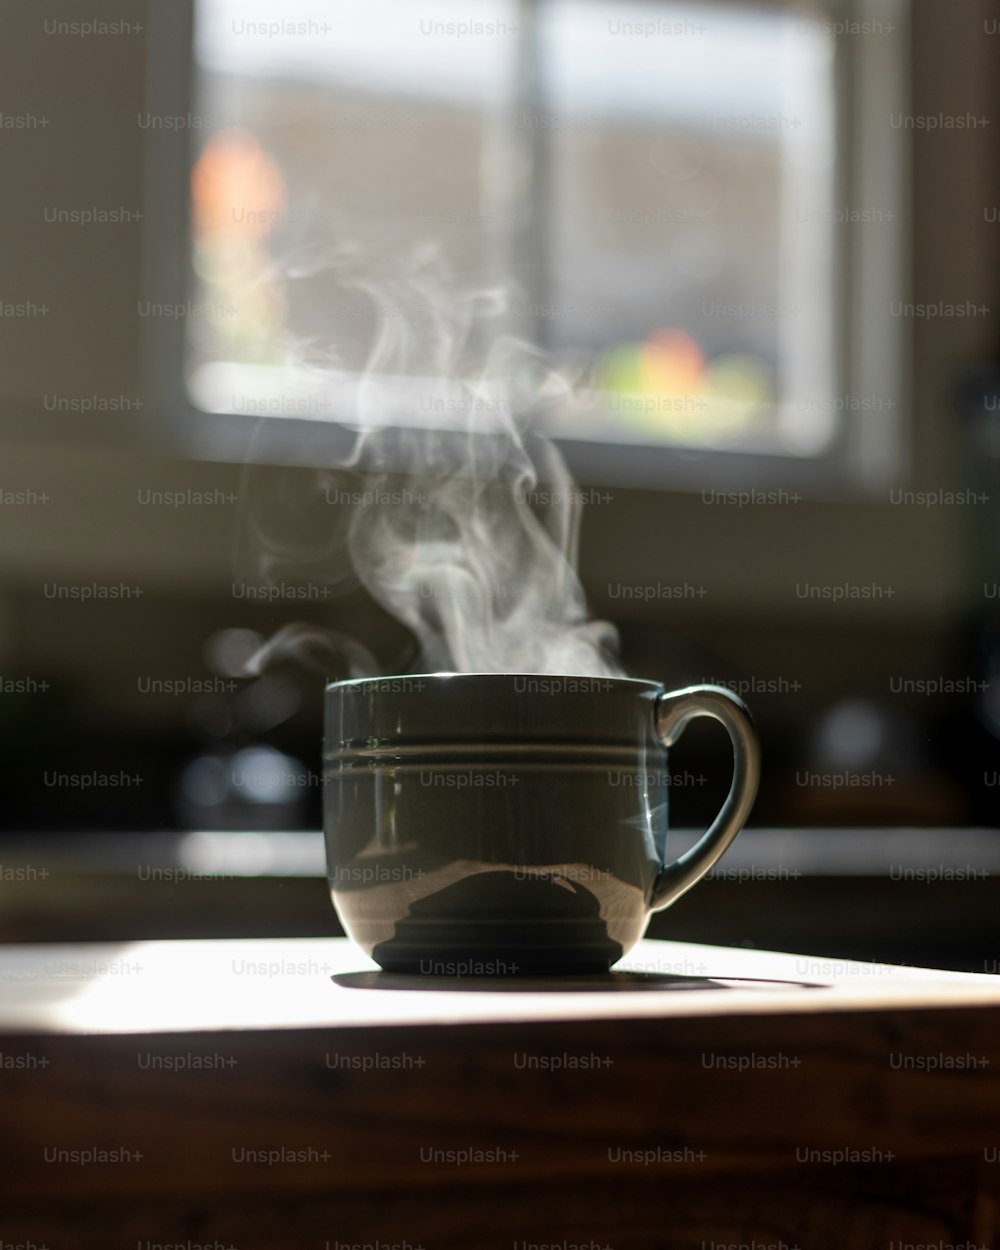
[3,936,1000,1247]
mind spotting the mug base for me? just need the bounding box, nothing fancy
[347,868,630,976]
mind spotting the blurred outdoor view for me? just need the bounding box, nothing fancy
[188,0,838,455]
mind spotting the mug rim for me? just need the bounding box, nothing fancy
[326,672,661,693]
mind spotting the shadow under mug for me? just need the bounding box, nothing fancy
[323,674,760,975]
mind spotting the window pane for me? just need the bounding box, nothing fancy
[537,0,837,453]
[189,0,518,412]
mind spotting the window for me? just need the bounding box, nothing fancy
[144,0,906,486]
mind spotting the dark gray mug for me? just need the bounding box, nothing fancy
[323,674,759,975]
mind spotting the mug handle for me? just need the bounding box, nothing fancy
[650,684,760,911]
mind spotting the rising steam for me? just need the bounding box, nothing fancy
[243,245,621,679]
[242,621,377,681]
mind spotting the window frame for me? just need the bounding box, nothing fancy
[141,0,909,496]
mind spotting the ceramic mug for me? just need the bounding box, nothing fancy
[323,673,759,975]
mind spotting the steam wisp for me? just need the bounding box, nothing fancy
[245,247,621,680]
